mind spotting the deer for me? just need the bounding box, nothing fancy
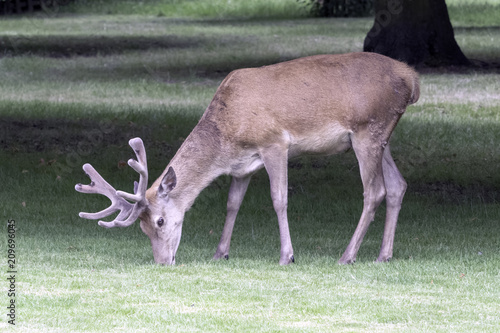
[75,52,419,266]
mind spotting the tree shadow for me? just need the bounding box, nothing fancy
[0,34,203,57]
[0,29,292,82]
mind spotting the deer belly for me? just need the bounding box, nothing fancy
[287,125,352,158]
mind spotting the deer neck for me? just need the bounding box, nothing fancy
[150,119,228,212]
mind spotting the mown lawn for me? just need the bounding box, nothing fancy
[1,1,499,332]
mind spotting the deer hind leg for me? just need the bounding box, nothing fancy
[376,144,406,262]
[213,175,252,261]
[260,145,294,265]
[339,135,387,264]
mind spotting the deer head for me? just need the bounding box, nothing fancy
[75,137,181,265]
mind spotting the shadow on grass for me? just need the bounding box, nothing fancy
[1,101,499,205]
[0,31,289,81]
[1,16,499,74]
[0,34,203,57]
[0,102,198,159]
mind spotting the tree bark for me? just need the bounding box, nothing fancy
[364,0,470,67]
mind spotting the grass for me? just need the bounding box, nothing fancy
[1,1,500,332]
[447,0,500,27]
[59,0,309,18]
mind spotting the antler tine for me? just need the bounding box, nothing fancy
[75,163,133,221]
[115,138,148,203]
[75,137,150,229]
[98,200,146,228]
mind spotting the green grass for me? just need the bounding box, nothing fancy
[1,1,500,332]
[448,0,500,27]
[58,0,500,26]
[60,0,309,18]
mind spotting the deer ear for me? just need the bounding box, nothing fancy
[158,167,177,198]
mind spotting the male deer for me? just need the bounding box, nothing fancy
[76,52,419,265]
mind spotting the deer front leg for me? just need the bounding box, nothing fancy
[261,145,294,265]
[377,145,406,262]
[339,139,386,264]
[214,176,252,261]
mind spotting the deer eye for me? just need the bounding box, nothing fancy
[157,217,164,227]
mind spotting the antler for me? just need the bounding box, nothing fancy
[75,137,149,228]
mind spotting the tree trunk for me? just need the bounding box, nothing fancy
[363,0,470,67]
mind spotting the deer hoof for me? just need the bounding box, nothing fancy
[375,256,391,263]
[212,252,228,261]
[338,257,356,265]
[279,255,295,265]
